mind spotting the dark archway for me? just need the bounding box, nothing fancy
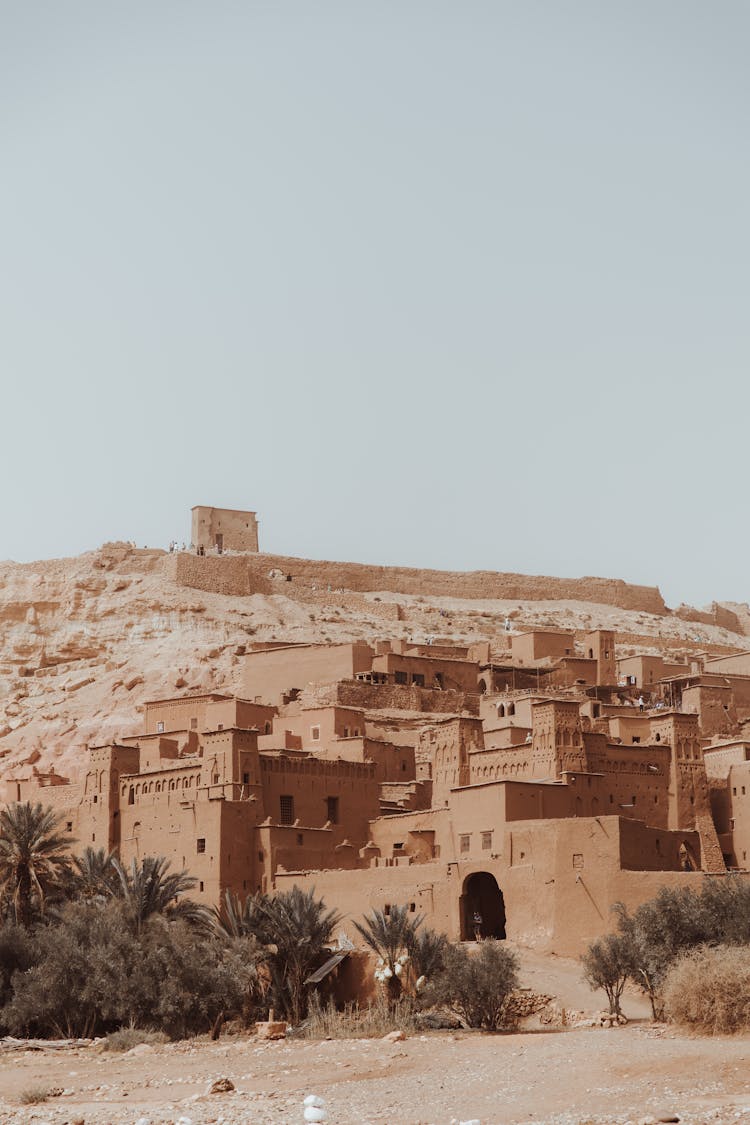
[461,872,506,940]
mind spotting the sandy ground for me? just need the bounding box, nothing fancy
[1,1023,750,1125]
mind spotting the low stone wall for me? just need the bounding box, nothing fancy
[300,678,479,715]
[166,550,667,614]
[166,554,271,597]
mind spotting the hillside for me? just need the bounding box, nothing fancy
[0,542,747,782]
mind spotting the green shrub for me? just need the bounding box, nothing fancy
[607,878,750,1019]
[581,933,634,1015]
[423,940,519,1030]
[663,946,750,1034]
[1,901,256,1039]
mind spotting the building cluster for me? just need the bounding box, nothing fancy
[11,618,750,954]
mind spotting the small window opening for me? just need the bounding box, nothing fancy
[197,838,206,853]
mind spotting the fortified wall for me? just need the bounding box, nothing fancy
[167,552,667,614]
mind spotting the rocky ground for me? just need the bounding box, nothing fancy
[0,1022,749,1125]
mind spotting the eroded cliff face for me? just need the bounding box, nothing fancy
[0,542,746,783]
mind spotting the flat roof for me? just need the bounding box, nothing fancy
[143,692,231,706]
[191,505,257,515]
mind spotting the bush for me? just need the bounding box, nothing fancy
[18,1086,50,1105]
[663,946,750,1034]
[1,901,257,1039]
[301,993,419,1039]
[608,878,750,1019]
[581,933,634,1016]
[103,1028,168,1052]
[424,940,519,1030]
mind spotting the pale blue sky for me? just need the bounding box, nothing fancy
[1,2,748,607]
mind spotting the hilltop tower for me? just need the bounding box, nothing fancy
[191,506,259,553]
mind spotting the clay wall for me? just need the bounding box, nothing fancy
[166,553,272,596]
[548,657,598,687]
[370,652,480,694]
[168,550,667,613]
[511,632,574,666]
[704,741,750,780]
[205,698,277,734]
[415,717,484,799]
[309,736,415,783]
[275,707,365,749]
[681,684,737,737]
[241,643,374,703]
[468,745,530,781]
[259,754,380,843]
[725,761,750,868]
[704,651,750,677]
[301,679,478,716]
[143,693,229,735]
[279,815,718,956]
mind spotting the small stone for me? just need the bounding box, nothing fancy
[206,1077,235,1095]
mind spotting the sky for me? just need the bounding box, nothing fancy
[1,1,748,608]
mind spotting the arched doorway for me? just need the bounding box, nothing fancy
[461,872,506,940]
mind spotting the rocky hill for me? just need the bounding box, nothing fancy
[0,542,747,783]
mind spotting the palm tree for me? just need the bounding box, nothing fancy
[71,846,119,900]
[0,802,73,927]
[111,855,211,935]
[353,904,424,1001]
[213,889,267,940]
[216,886,340,1025]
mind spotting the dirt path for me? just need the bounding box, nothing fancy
[1,1024,749,1125]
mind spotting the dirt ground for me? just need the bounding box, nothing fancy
[2,1021,750,1125]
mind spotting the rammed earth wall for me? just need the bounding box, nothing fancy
[167,553,667,614]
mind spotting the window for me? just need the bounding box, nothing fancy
[481,831,492,850]
[264,721,271,734]
[258,851,264,862]
[280,795,295,825]
[394,671,408,685]
[343,727,349,737]
[213,774,219,784]
[128,786,135,805]
[243,772,250,785]
[93,794,98,803]
[156,721,164,733]
[217,723,224,731]
[384,904,391,916]
[326,796,339,824]
[197,838,206,853]
[66,821,73,832]
[409,902,416,912]
[733,787,737,796]
[632,737,640,745]
[297,832,304,846]
[412,674,425,687]
[199,881,204,892]
[459,834,471,854]
[311,725,321,741]
[743,787,747,796]
[190,717,198,730]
